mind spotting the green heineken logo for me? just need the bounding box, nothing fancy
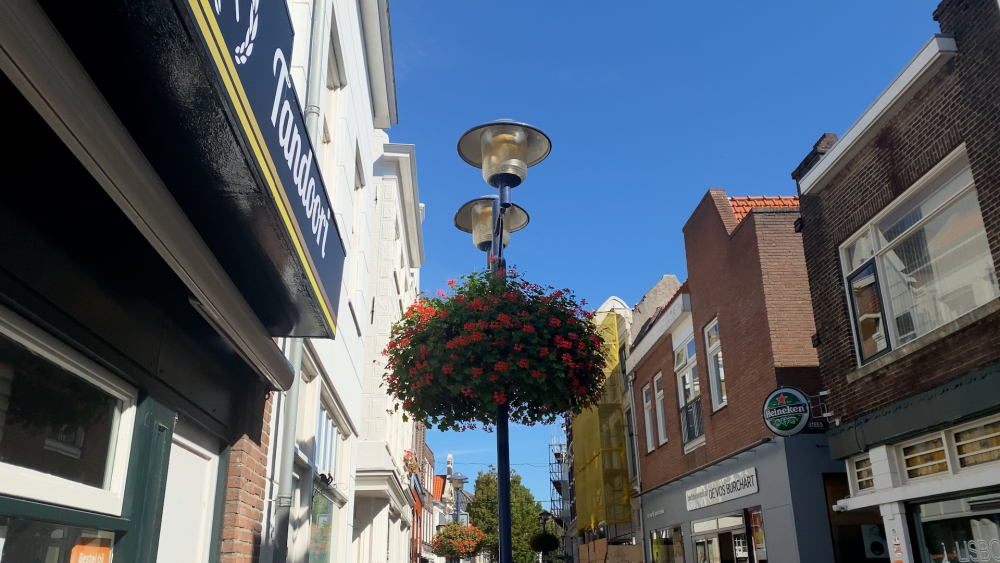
[762,388,810,437]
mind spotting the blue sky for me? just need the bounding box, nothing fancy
[387,1,941,502]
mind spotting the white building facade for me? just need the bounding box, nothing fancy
[261,0,422,562]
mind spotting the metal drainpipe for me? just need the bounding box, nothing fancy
[303,0,328,143]
[273,337,304,563]
[274,0,327,559]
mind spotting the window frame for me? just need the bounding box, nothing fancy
[849,455,875,494]
[897,432,952,484]
[839,145,997,366]
[642,384,655,453]
[653,373,668,445]
[704,319,726,411]
[0,304,137,516]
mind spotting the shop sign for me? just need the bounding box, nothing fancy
[762,388,811,437]
[183,0,343,335]
[646,508,665,519]
[70,537,112,563]
[685,468,758,511]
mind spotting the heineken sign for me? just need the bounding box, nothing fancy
[762,388,811,437]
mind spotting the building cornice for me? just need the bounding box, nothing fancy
[799,35,958,195]
[359,0,397,128]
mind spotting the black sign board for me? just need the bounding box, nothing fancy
[184,0,344,336]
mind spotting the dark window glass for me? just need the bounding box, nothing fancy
[0,331,118,488]
[0,515,115,562]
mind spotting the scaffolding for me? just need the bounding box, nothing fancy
[571,311,630,537]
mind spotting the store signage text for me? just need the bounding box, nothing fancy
[646,509,665,519]
[947,539,1000,562]
[762,388,811,437]
[685,468,758,511]
[184,0,344,334]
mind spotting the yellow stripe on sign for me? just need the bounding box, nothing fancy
[187,0,337,335]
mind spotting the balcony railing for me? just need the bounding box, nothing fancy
[680,398,704,444]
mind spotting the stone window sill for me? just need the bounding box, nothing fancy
[848,298,1000,384]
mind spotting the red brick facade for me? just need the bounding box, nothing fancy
[632,190,818,491]
[221,385,273,562]
[797,0,1000,434]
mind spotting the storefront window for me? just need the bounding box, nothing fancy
[915,494,1000,563]
[954,420,1000,468]
[748,507,767,562]
[0,515,114,562]
[903,437,949,479]
[650,526,684,563]
[0,331,119,488]
[0,308,136,516]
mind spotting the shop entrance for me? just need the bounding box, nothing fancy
[692,514,751,563]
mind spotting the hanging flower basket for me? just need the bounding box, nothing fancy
[382,267,607,431]
[402,449,420,474]
[529,532,560,554]
[432,522,486,558]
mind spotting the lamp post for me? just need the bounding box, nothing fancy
[450,472,468,523]
[454,119,551,563]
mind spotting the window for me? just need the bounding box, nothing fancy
[0,305,136,516]
[624,408,638,478]
[674,337,703,446]
[902,436,948,479]
[704,320,726,410]
[841,148,999,364]
[315,401,341,480]
[854,457,874,491]
[954,419,1000,468]
[650,526,684,563]
[653,374,667,445]
[642,385,655,452]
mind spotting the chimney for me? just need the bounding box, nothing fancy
[446,454,453,476]
[791,133,838,194]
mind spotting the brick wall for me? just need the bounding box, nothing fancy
[221,383,273,563]
[798,0,1000,435]
[634,190,818,491]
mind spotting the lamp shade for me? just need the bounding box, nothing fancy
[457,120,551,188]
[454,196,529,252]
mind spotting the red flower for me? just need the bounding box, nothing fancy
[489,374,499,382]
[522,325,535,333]
[495,361,509,372]
[518,358,530,369]
[442,364,454,375]
[539,347,550,357]
[549,317,561,327]
[471,367,483,377]
[471,332,484,342]
[513,343,523,352]
[447,279,456,287]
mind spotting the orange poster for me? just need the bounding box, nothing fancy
[70,537,112,563]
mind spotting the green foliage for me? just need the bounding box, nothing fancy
[467,468,543,563]
[382,267,607,431]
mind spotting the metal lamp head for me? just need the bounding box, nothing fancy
[450,472,468,492]
[457,119,551,188]
[453,195,529,252]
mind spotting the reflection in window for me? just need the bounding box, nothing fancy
[916,494,1000,563]
[0,516,114,562]
[0,331,120,489]
[848,262,888,361]
[841,151,999,364]
[310,487,336,562]
[650,526,684,563]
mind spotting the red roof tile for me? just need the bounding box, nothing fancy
[433,475,446,501]
[729,196,799,224]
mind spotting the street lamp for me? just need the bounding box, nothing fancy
[453,195,530,253]
[450,472,468,523]
[454,119,551,563]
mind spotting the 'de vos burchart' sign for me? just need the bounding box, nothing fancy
[685,467,758,511]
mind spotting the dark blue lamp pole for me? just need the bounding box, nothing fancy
[450,472,468,522]
[454,120,551,563]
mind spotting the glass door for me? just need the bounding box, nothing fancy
[694,537,720,563]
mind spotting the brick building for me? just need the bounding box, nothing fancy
[794,1,1000,562]
[625,190,846,562]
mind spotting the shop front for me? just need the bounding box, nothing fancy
[643,434,845,563]
[0,0,346,558]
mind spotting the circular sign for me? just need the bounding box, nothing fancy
[762,387,811,437]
